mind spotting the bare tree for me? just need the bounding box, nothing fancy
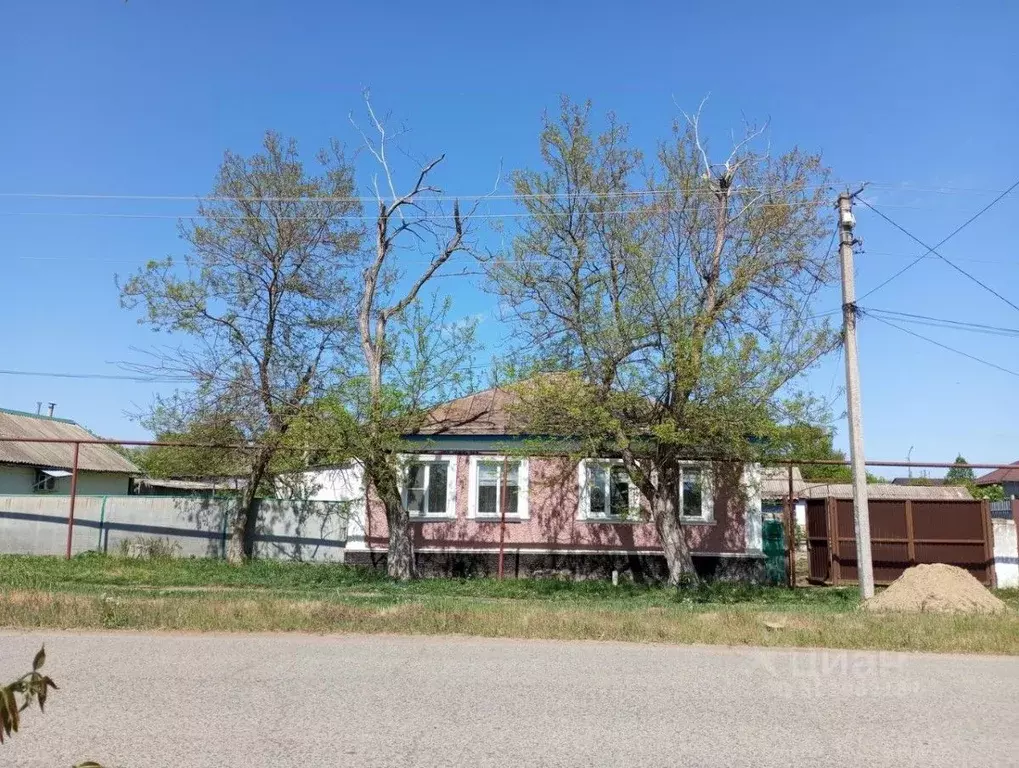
[120,132,362,562]
[486,98,837,583]
[348,94,489,579]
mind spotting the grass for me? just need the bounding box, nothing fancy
[1,555,1017,654]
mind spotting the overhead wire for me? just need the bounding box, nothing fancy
[0,181,850,204]
[861,307,1019,338]
[862,311,1019,378]
[854,180,1019,304]
[1,180,1014,204]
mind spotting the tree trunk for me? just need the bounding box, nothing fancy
[226,450,272,564]
[650,489,696,585]
[366,457,416,580]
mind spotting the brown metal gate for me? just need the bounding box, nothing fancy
[805,497,995,586]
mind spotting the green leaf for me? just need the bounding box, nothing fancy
[32,646,45,672]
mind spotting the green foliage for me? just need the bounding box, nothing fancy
[945,455,976,484]
[485,99,837,522]
[968,482,1005,501]
[0,647,56,745]
[0,648,104,767]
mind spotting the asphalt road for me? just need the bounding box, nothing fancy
[1,631,1017,767]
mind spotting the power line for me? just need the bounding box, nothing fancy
[0,181,849,205]
[854,180,1019,303]
[0,198,835,222]
[0,368,189,383]
[863,312,1019,378]
[861,307,1019,337]
[4,180,1015,204]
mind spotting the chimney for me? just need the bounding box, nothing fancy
[47,403,56,418]
[36,402,42,415]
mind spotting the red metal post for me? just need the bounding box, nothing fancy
[498,457,508,580]
[65,441,80,560]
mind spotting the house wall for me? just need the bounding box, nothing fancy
[357,456,760,558]
[0,465,35,494]
[0,465,130,496]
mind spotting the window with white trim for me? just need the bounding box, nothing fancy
[578,460,637,520]
[469,457,529,519]
[678,465,712,521]
[401,458,455,518]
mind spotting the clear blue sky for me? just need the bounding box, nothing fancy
[2,1,1018,472]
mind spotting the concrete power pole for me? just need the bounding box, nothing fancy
[837,192,875,600]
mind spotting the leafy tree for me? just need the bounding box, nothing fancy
[945,454,975,485]
[120,132,362,562]
[485,99,838,583]
[770,422,852,483]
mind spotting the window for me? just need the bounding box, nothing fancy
[469,457,528,519]
[679,465,711,521]
[579,460,636,520]
[401,458,455,518]
[33,469,56,493]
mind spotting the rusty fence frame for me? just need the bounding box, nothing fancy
[0,435,1016,568]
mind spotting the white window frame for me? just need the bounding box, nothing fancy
[398,454,457,520]
[577,459,639,521]
[467,456,529,520]
[678,463,713,523]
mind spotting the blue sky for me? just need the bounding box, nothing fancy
[2,1,1018,471]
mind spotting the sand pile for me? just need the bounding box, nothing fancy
[862,563,1008,614]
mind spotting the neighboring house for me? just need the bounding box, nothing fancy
[306,385,766,581]
[0,408,139,495]
[130,477,246,497]
[760,467,807,528]
[760,468,973,530]
[974,462,1019,498]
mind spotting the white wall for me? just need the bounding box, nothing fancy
[0,465,131,496]
[992,517,1018,588]
[290,465,367,550]
[742,464,763,553]
[0,494,349,560]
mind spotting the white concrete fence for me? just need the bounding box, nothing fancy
[991,500,1019,588]
[0,494,350,561]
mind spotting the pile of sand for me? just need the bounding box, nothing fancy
[862,563,1008,614]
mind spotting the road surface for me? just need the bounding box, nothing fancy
[1,631,1016,767]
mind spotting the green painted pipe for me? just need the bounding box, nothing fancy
[97,496,108,552]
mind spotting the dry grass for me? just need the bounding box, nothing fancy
[2,589,1018,654]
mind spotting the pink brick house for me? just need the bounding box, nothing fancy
[338,386,765,580]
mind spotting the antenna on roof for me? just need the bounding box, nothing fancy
[47,403,56,418]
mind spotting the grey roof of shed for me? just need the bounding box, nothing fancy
[760,467,971,500]
[0,409,139,474]
[799,482,972,501]
[760,467,807,498]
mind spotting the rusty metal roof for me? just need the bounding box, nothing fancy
[420,386,524,436]
[0,408,139,474]
[974,462,1019,485]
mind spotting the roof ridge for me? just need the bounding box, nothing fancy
[0,407,77,425]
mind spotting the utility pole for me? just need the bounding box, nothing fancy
[838,191,875,599]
